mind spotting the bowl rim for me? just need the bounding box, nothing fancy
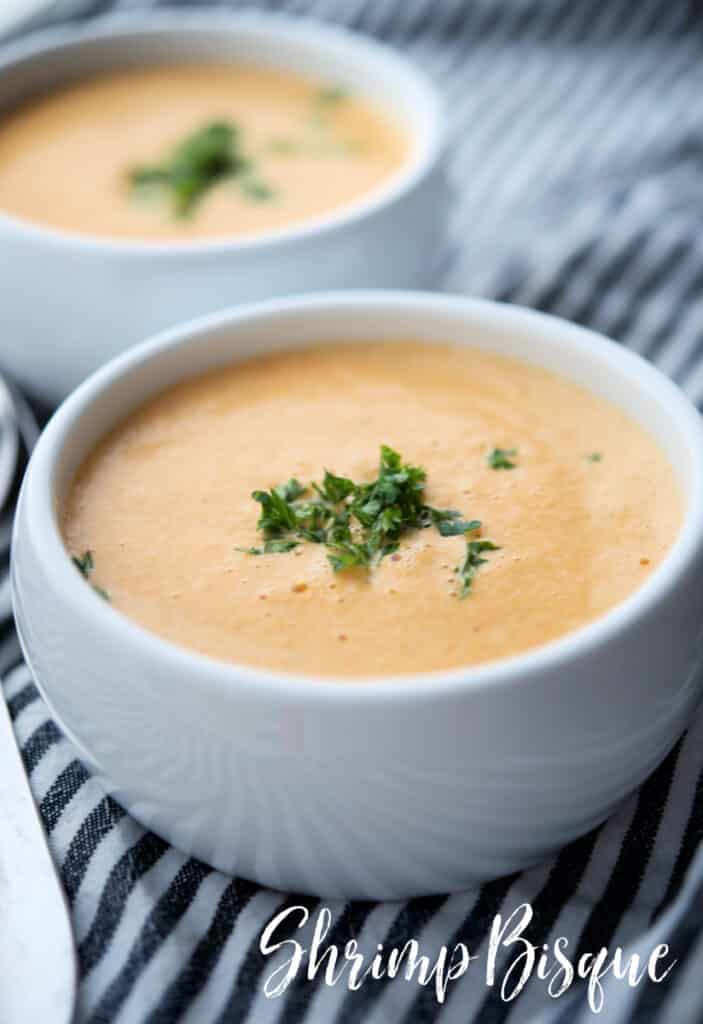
[15,290,703,705]
[0,9,443,255]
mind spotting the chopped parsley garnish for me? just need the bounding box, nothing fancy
[487,447,518,470]
[310,85,349,129]
[129,120,275,217]
[264,539,300,554]
[456,539,500,598]
[431,511,482,537]
[239,445,498,596]
[316,86,348,107]
[586,452,603,462]
[72,550,94,576]
[71,550,109,601]
[239,174,276,203]
[275,479,307,502]
[236,539,300,556]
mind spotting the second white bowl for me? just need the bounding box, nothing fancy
[0,11,447,404]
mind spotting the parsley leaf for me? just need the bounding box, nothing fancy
[274,479,307,502]
[316,86,348,107]
[236,541,300,555]
[313,469,356,503]
[428,509,482,537]
[252,487,300,535]
[71,549,110,601]
[72,550,94,576]
[457,538,500,598]
[265,539,300,554]
[327,540,373,572]
[487,447,517,470]
[239,175,276,202]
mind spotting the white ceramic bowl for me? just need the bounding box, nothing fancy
[0,12,447,405]
[12,292,703,899]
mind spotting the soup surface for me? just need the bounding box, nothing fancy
[0,64,408,240]
[62,343,682,677]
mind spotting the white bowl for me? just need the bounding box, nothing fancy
[0,12,447,405]
[12,292,703,899]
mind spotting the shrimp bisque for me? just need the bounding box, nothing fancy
[62,343,683,678]
[0,64,408,241]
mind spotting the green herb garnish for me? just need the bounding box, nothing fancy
[316,86,348,107]
[264,539,300,554]
[586,452,603,462]
[487,447,518,470]
[71,550,109,601]
[310,85,349,129]
[239,445,498,596]
[275,479,307,502]
[456,538,501,598]
[72,550,94,576]
[430,511,482,537]
[239,174,276,202]
[236,539,300,556]
[129,120,274,217]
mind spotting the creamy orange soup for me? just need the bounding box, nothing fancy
[0,64,408,240]
[62,343,682,677]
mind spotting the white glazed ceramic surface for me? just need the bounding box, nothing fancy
[12,292,703,899]
[0,12,447,405]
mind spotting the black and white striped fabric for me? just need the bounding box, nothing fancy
[4,1,703,1021]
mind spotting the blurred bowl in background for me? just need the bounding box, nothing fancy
[0,11,448,404]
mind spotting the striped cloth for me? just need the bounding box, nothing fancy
[4,0,703,1021]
